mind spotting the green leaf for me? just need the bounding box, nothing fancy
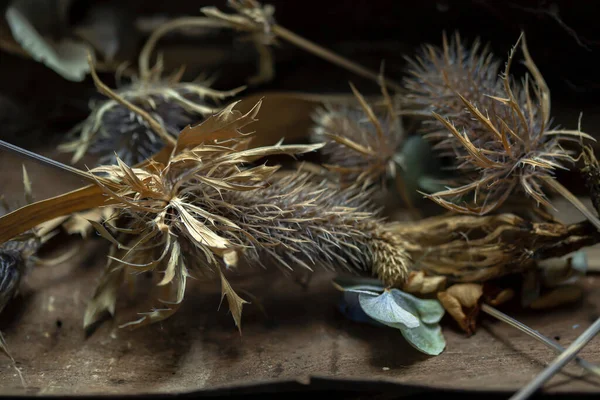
[396,322,446,356]
[391,289,445,324]
[358,290,420,329]
[5,6,92,82]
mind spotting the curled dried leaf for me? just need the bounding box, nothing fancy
[402,271,447,295]
[437,283,483,334]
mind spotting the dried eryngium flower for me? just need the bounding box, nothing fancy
[311,81,404,188]
[59,56,243,166]
[402,31,503,156]
[83,100,412,331]
[402,32,598,228]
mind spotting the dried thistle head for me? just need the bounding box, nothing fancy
[60,62,244,166]
[402,31,503,155]
[403,32,593,215]
[311,81,404,188]
[83,100,412,331]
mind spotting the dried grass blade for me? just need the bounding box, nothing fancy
[542,176,600,231]
[520,33,551,125]
[543,129,596,142]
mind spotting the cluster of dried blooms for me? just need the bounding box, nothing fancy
[78,99,412,330]
[1,5,600,387]
[0,3,598,397]
[307,31,600,337]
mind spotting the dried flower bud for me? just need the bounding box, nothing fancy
[402,32,502,157]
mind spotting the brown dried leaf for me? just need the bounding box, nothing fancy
[486,288,515,306]
[175,100,262,153]
[219,270,249,334]
[437,283,483,334]
[0,185,111,244]
[402,271,447,295]
[83,265,124,329]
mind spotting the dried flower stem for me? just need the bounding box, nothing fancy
[542,175,600,231]
[138,18,231,80]
[141,4,403,92]
[270,24,403,92]
[510,317,600,400]
[481,304,600,376]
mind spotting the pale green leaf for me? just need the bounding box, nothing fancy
[358,290,420,329]
[391,289,445,325]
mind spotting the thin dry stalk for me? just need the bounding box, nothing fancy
[510,317,600,400]
[481,304,600,376]
[138,0,403,92]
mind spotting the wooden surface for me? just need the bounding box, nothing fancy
[0,148,600,396]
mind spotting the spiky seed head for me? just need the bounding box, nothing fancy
[403,32,592,214]
[311,82,404,189]
[60,72,244,166]
[402,31,503,156]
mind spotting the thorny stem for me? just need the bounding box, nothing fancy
[542,176,600,232]
[510,317,600,400]
[481,304,600,376]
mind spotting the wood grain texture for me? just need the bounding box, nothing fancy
[0,226,598,395]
